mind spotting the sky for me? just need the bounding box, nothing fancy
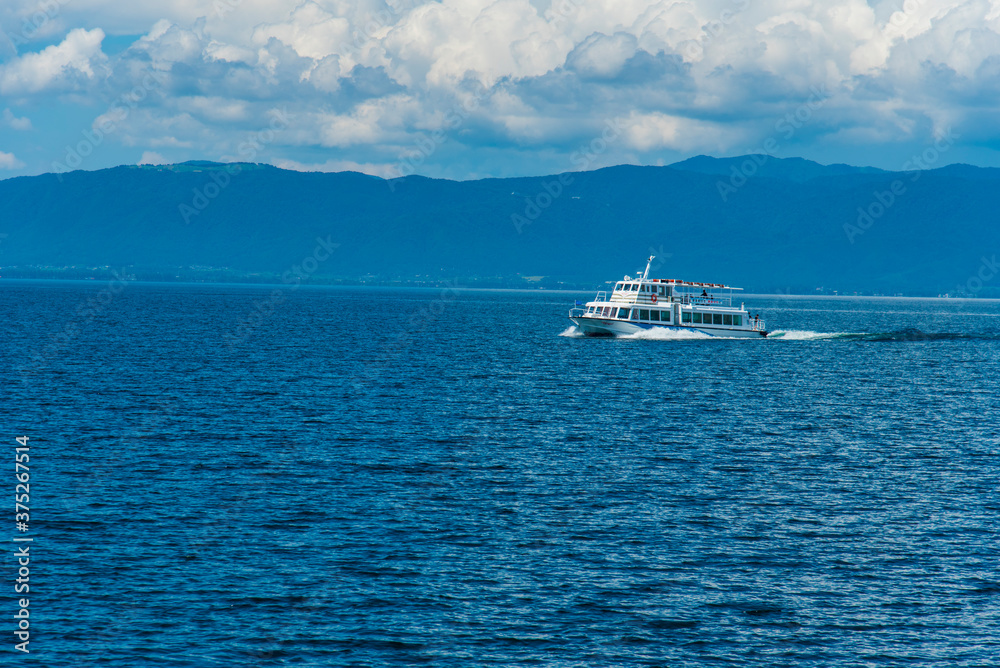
[1,0,999,181]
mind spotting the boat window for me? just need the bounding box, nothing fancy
[682,312,691,323]
[630,309,639,320]
[693,312,702,324]
[649,310,659,322]
[629,284,638,291]
[639,309,649,320]
[618,308,629,319]
[660,310,670,322]
[713,314,723,325]
[664,286,672,298]
[723,314,733,325]
[614,282,623,291]
[734,315,742,326]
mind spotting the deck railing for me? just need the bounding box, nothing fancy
[598,292,732,307]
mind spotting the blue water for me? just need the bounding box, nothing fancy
[3,281,999,666]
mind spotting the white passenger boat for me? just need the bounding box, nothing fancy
[568,256,768,338]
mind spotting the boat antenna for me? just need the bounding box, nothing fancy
[641,255,654,281]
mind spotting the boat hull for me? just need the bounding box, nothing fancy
[569,317,766,338]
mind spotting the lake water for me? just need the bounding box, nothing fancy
[3,281,999,666]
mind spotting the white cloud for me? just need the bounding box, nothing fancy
[567,32,639,80]
[3,108,32,130]
[2,0,1000,177]
[0,28,107,94]
[272,157,395,177]
[176,96,250,123]
[139,150,167,164]
[0,151,25,169]
[317,107,390,147]
[252,1,351,60]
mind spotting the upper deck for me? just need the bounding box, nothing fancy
[600,277,743,310]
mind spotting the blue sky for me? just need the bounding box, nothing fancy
[1,0,999,181]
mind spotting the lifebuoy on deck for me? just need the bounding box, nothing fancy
[650,294,657,303]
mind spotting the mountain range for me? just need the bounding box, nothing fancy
[1,155,998,296]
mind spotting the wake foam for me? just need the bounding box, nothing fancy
[768,329,988,342]
[562,326,989,342]
[839,329,979,342]
[619,328,713,341]
[766,330,845,340]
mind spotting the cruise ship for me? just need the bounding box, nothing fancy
[568,256,768,337]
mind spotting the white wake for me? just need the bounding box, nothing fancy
[619,327,714,341]
[562,326,857,342]
[558,325,586,338]
[766,330,846,340]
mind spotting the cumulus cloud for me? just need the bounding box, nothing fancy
[0,150,25,169]
[3,108,32,130]
[2,0,1000,177]
[252,1,351,60]
[139,150,167,164]
[567,32,640,80]
[0,27,107,94]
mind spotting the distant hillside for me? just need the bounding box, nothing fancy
[669,155,887,182]
[0,157,998,295]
